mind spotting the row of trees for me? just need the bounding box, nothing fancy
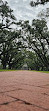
[0,0,49,70]
[17,19,49,70]
[0,0,25,69]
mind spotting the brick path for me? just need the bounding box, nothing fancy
[0,71,49,111]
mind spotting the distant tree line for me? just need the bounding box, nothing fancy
[0,0,49,70]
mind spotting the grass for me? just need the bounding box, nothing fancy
[31,70,49,73]
[0,69,17,72]
[38,71,49,73]
[0,69,49,73]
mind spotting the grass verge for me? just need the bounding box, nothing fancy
[0,69,17,72]
[0,69,49,73]
[31,70,49,73]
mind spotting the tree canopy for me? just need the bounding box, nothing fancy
[0,0,24,69]
[30,0,49,7]
[18,19,49,70]
[0,0,49,71]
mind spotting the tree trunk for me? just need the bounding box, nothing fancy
[3,63,6,69]
[8,63,12,69]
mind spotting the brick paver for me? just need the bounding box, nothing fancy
[0,71,49,111]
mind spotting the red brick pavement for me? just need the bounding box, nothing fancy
[0,71,49,111]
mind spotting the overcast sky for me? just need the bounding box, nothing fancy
[3,0,49,27]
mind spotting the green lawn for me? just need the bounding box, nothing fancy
[32,70,49,73]
[0,69,17,72]
[0,69,49,73]
[38,71,49,73]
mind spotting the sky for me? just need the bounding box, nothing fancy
[3,0,49,27]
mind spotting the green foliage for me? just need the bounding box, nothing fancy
[0,0,49,71]
[0,0,24,69]
[0,0,16,30]
[19,19,49,71]
[30,0,49,7]
[24,51,45,71]
[0,29,24,69]
[30,0,49,19]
